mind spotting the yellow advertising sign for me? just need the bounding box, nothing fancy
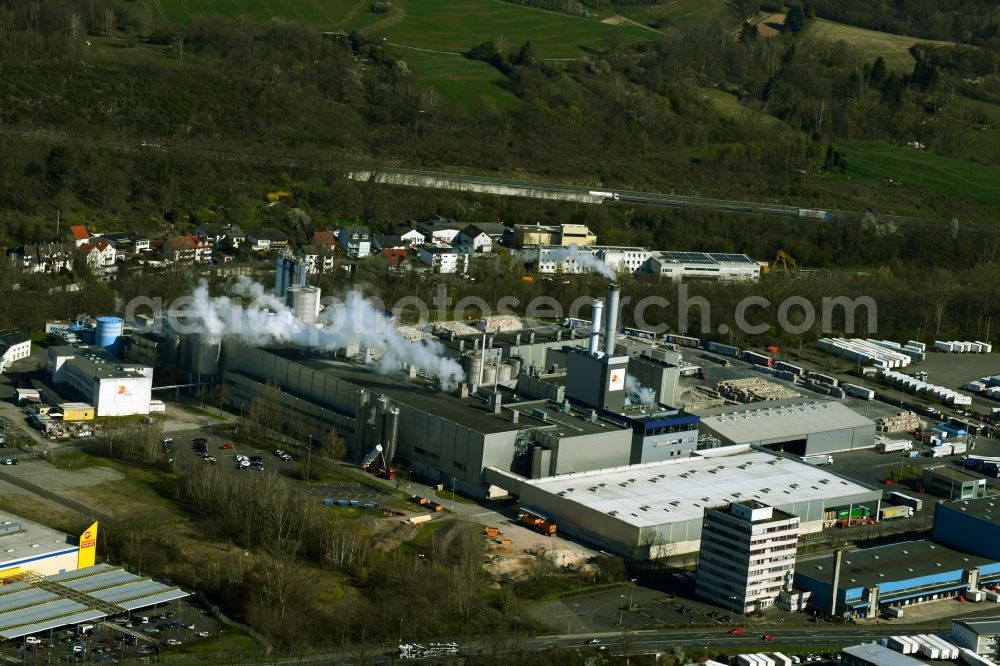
[77,521,98,569]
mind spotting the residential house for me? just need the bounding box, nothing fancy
[392,224,427,246]
[195,223,245,249]
[453,223,507,254]
[17,242,75,273]
[247,228,289,252]
[163,235,213,263]
[77,239,117,272]
[0,330,31,374]
[297,244,339,274]
[380,248,408,271]
[67,225,90,248]
[338,226,372,258]
[416,219,464,246]
[419,247,468,274]
[312,230,338,247]
[373,234,403,252]
[98,232,151,254]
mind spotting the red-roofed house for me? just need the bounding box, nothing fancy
[67,225,91,247]
[381,248,408,271]
[77,239,117,271]
[313,230,338,247]
[163,235,212,263]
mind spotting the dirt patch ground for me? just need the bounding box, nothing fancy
[756,13,786,38]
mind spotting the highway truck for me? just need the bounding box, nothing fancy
[876,439,913,454]
[798,209,833,221]
[588,190,620,202]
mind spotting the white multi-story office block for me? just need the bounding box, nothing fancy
[696,500,800,614]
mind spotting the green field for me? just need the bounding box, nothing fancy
[145,0,652,57]
[844,140,1000,206]
[802,19,957,70]
[613,0,732,29]
[387,47,518,110]
[143,0,655,108]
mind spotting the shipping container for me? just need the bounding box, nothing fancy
[934,341,954,352]
[930,444,954,457]
[836,506,872,520]
[907,341,927,352]
[879,505,914,520]
[774,361,805,377]
[743,351,773,367]
[807,372,839,386]
[888,635,913,652]
[704,341,741,358]
[843,383,875,400]
[966,589,985,602]
[888,492,923,511]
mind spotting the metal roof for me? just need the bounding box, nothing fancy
[508,450,878,529]
[0,565,188,640]
[842,643,929,666]
[942,497,1000,524]
[699,400,875,444]
[954,617,1000,636]
[798,540,998,590]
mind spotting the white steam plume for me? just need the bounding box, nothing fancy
[181,278,465,390]
[542,243,617,280]
[625,375,657,407]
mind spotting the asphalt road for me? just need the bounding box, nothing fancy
[1,128,979,234]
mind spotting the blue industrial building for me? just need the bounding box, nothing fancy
[933,497,1000,561]
[795,540,1000,619]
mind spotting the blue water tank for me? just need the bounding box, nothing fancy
[95,316,124,356]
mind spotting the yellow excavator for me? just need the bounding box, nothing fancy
[763,249,797,274]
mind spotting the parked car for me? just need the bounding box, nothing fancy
[25,637,41,645]
[196,631,210,638]
[166,639,182,646]
[2,458,18,465]
[218,442,234,450]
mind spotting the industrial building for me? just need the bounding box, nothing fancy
[933,497,1000,560]
[645,251,761,282]
[48,346,153,417]
[697,400,877,456]
[0,330,30,374]
[795,540,1000,619]
[921,467,988,500]
[695,501,800,613]
[485,450,880,559]
[953,618,1000,659]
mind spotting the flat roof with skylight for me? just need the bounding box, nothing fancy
[491,450,879,529]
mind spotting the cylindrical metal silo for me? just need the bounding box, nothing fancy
[189,333,222,376]
[462,354,483,390]
[95,316,124,356]
[286,286,320,324]
[481,363,497,386]
[507,356,522,379]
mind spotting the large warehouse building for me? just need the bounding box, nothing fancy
[485,449,881,558]
[795,540,1000,619]
[697,400,876,456]
[932,497,1000,560]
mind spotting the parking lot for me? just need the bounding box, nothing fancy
[163,428,300,478]
[0,597,225,663]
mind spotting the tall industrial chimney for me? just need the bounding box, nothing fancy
[604,283,620,356]
[588,298,603,356]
